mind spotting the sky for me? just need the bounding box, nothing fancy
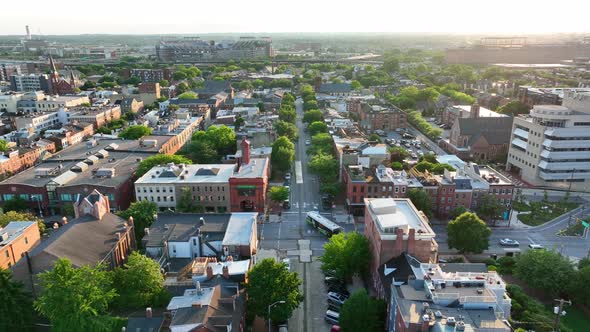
[2,0,590,35]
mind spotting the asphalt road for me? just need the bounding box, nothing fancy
[434,205,590,259]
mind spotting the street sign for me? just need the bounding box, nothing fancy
[582,221,590,228]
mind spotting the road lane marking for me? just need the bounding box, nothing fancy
[295,161,303,184]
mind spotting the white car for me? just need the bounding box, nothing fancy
[528,244,544,249]
[305,139,311,145]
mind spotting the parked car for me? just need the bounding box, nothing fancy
[305,139,311,145]
[499,238,520,247]
[283,200,291,209]
[325,310,340,325]
[324,276,342,284]
[328,284,350,297]
[327,303,341,313]
[528,243,544,249]
[327,292,348,305]
[285,173,291,181]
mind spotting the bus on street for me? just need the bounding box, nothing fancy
[306,211,343,237]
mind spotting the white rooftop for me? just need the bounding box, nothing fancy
[455,105,507,118]
[167,286,215,310]
[222,213,257,246]
[365,198,434,236]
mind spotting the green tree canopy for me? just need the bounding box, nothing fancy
[192,125,236,157]
[514,249,575,297]
[368,133,381,142]
[246,258,303,323]
[308,153,338,181]
[35,259,117,332]
[175,82,190,94]
[113,252,169,308]
[0,210,45,235]
[117,200,158,248]
[278,107,297,124]
[382,56,400,73]
[447,212,491,254]
[407,188,432,217]
[389,146,410,162]
[0,268,33,332]
[185,140,219,164]
[497,100,530,116]
[271,137,295,173]
[159,79,169,87]
[274,121,299,141]
[320,232,371,281]
[390,161,403,170]
[303,109,323,123]
[0,139,8,152]
[136,154,192,177]
[307,133,334,156]
[269,186,290,203]
[177,91,198,99]
[118,125,152,140]
[569,266,590,307]
[339,289,386,332]
[308,121,328,136]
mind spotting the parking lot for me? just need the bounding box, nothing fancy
[385,131,435,162]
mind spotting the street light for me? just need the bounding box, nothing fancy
[268,300,286,332]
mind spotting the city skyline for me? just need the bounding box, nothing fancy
[2,0,590,35]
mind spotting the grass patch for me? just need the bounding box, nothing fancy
[562,306,590,332]
[557,220,585,237]
[517,201,579,226]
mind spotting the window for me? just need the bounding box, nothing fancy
[443,188,446,193]
[163,196,167,202]
[388,186,392,192]
[353,186,357,193]
[157,197,161,202]
[19,194,29,201]
[2,194,14,201]
[402,187,406,193]
[193,239,197,246]
[360,186,364,193]
[170,196,174,202]
[448,197,452,203]
[24,237,28,244]
[5,250,9,258]
[60,194,73,201]
[395,187,399,193]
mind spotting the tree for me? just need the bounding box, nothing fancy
[339,289,386,332]
[0,139,8,152]
[368,133,381,142]
[274,121,299,141]
[177,91,198,99]
[3,197,29,212]
[319,181,342,198]
[256,101,265,112]
[477,194,504,225]
[278,107,297,124]
[389,147,409,162]
[390,161,403,170]
[118,125,152,140]
[320,232,371,281]
[308,153,338,181]
[159,79,169,87]
[514,250,574,297]
[271,137,295,173]
[569,266,590,307]
[113,252,169,308]
[176,187,205,213]
[246,258,303,324]
[269,186,289,203]
[407,188,432,217]
[35,259,117,332]
[0,268,34,332]
[117,200,158,248]
[303,109,323,123]
[308,121,328,136]
[172,71,187,81]
[351,80,362,91]
[175,82,189,94]
[497,100,530,116]
[0,211,46,235]
[308,133,334,156]
[449,206,468,220]
[192,125,236,156]
[136,154,192,177]
[447,212,491,254]
[578,257,590,270]
[383,56,400,73]
[185,140,219,164]
[234,116,245,131]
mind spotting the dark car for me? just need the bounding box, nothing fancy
[327,284,350,297]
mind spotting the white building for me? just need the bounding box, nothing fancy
[0,92,24,113]
[507,91,590,191]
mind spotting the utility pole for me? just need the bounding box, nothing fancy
[553,298,571,332]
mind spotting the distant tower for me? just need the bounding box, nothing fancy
[25,25,31,40]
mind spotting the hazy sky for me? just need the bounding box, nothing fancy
[2,0,590,35]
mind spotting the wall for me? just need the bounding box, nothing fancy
[0,222,40,269]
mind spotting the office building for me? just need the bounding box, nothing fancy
[507,91,590,191]
[156,37,273,62]
[9,74,51,93]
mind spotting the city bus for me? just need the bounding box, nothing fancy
[306,211,343,237]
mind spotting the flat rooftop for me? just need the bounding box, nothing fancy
[476,165,512,186]
[0,221,36,246]
[365,198,434,237]
[455,105,508,118]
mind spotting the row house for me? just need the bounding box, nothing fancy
[68,105,122,129]
[359,103,407,133]
[0,140,56,177]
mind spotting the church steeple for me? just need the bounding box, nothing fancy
[69,69,76,89]
[49,56,60,95]
[49,55,58,76]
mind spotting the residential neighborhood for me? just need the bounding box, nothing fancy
[1,6,590,332]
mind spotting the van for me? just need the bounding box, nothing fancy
[325,310,340,325]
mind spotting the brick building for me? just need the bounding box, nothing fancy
[359,104,407,133]
[130,68,172,83]
[0,221,40,269]
[11,190,135,292]
[364,198,438,299]
[68,105,122,129]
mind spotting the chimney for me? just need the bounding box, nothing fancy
[206,265,214,279]
[470,103,480,119]
[222,265,229,279]
[25,25,31,40]
[146,307,153,318]
[128,216,134,226]
[196,281,202,295]
[407,228,416,255]
[240,139,251,165]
